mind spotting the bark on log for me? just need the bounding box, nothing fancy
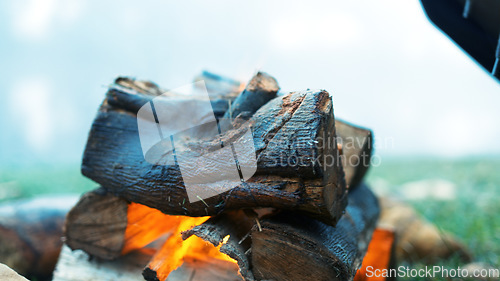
[181,211,254,281]
[223,72,279,119]
[0,196,78,280]
[335,120,373,189]
[251,183,379,281]
[82,82,347,226]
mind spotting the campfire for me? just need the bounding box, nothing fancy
[58,71,383,281]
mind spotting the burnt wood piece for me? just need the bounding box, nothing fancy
[64,188,185,260]
[64,189,128,260]
[181,211,255,281]
[143,211,253,281]
[335,120,373,189]
[223,72,279,119]
[251,183,379,281]
[82,82,347,226]
[0,196,78,280]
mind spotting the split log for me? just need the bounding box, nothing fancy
[82,80,347,225]
[0,196,78,280]
[378,197,472,263]
[64,188,199,260]
[223,72,279,119]
[335,120,373,189]
[251,183,379,281]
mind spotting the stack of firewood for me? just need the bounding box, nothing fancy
[55,72,381,281]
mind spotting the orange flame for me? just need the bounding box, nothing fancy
[121,202,237,281]
[148,218,238,281]
[121,202,199,255]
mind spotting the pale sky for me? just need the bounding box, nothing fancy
[1,0,499,165]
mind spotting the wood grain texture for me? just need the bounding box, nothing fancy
[82,82,347,226]
[64,189,128,260]
[251,183,379,281]
[335,120,373,189]
[0,196,77,280]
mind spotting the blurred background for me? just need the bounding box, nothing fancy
[0,0,499,273]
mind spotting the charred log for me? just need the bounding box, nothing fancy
[223,72,279,119]
[251,183,379,281]
[335,120,373,189]
[82,80,347,226]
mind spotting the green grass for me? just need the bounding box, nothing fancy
[0,164,96,202]
[366,157,500,280]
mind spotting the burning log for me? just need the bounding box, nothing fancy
[64,188,205,260]
[144,211,254,281]
[223,71,279,119]
[82,77,347,226]
[64,189,128,260]
[251,183,379,281]
[0,196,78,280]
[335,120,373,189]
